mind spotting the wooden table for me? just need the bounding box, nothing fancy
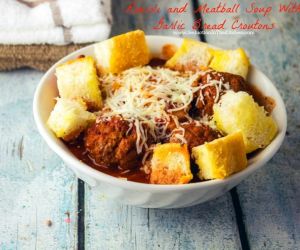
[0,1,299,249]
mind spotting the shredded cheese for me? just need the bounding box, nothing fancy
[196,73,231,106]
[99,66,228,153]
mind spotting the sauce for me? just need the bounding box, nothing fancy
[148,58,166,67]
[67,138,149,183]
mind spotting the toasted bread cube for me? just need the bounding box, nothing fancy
[94,30,150,74]
[47,98,95,141]
[165,38,213,71]
[161,44,177,60]
[209,48,250,79]
[213,91,278,153]
[56,56,102,110]
[192,131,247,180]
[150,143,192,184]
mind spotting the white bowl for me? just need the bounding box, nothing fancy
[33,36,287,208]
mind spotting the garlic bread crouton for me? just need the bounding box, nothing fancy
[213,91,277,153]
[47,98,95,141]
[165,38,213,71]
[94,30,150,74]
[56,56,102,110]
[209,48,250,79]
[161,44,177,60]
[192,131,247,180]
[150,143,192,184]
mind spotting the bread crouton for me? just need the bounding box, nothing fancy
[161,44,177,60]
[165,38,213,71]
[56,56,102,110]
[47,98,95,141]
[192,131,247,180]
[209,48,250,79]
[150,143,192,184]
[94,30,150,74]
[213,91,278,153]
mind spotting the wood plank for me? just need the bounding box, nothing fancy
[199,0,300,248]
[0,69,78,249]
[85,1,241,249]
[85,190,241,250]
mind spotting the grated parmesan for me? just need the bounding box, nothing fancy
[98,66,227,153]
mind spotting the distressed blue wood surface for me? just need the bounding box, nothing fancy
[85,189,241,250]
[200,0,300,249]
[0,70,78,249]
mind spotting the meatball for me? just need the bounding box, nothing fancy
[193,71,247,117]
[214,72,246,92]
[169,122,220,150]
[84,117,139,170]
[168,109,189,122]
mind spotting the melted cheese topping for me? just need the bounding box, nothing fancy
[99,66,226,153]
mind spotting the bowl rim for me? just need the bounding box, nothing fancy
[33,35,287,192]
